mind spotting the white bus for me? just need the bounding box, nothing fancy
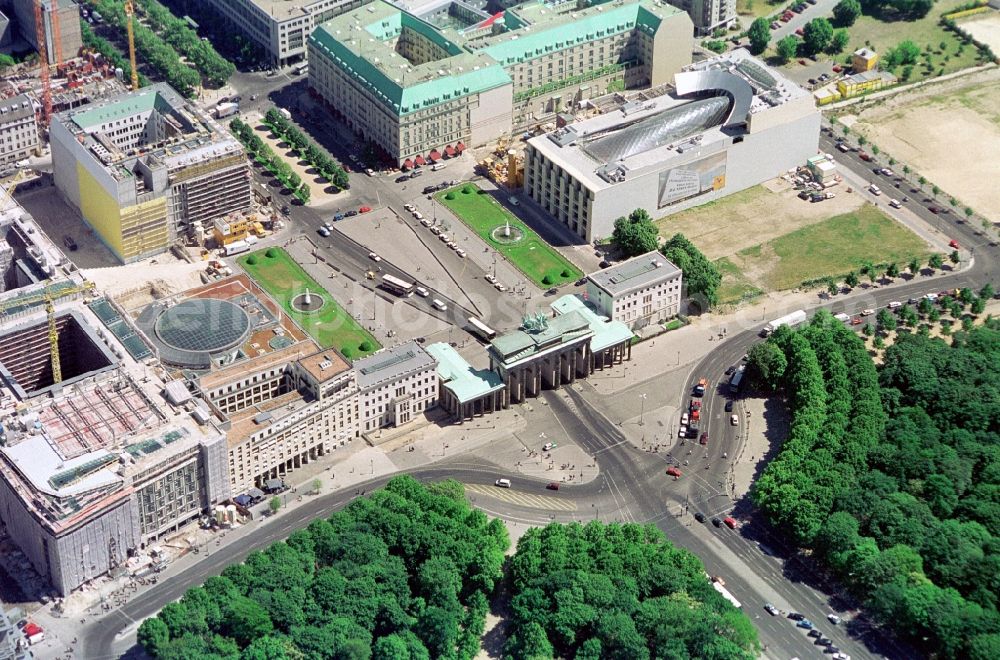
[381,274,413,297]
[467,316,497,341]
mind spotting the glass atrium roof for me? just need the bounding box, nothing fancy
[581,96,730,164]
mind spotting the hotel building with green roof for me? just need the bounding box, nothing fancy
[307,0,692,167]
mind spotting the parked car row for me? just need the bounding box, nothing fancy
[406,203,468,258]
[784,611,849,658]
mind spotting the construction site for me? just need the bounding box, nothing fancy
[49,82,252,264]
[0,266,233,597]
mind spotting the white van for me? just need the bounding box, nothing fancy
[431,163,446,171]
[432,299,448,311]
[889,198,901,208]
[495,478,511,488]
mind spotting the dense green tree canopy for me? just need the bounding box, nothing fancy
[833,0,862,26]
[802,18,835,56]
[504,522,760,660]
[752,314,1000,657]
[139,477,509,659]
[776,36,799,63]
[747,18,771,55]
[661,233,722,309]
[611,209,658,258]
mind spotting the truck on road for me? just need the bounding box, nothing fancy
[761,309,807,337]
[222,240,250,257]
[215,102,238,119]
[710,576,742,609]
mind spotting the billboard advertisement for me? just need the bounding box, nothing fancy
[657,152,727,208]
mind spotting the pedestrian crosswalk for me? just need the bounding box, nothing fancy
[465,483,578,512]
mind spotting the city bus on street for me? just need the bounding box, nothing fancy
[467,316,497,341]
[381,274,414,297]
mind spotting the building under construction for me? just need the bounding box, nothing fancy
[50,83,252,264]
[8,0,82,65]
[0,281,231,595]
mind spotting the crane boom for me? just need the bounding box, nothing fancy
[33,0,52,125]
[46,297,61,384]
[124,0,139,91]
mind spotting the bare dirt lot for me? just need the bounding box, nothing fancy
[844,70,1000,223]
[654,181,930,305]
[962,13,1000,55]
[655,180,866,261]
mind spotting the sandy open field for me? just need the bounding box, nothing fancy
[655,179,867,261]
[847,73,1000,223]
[962,13,1000,55]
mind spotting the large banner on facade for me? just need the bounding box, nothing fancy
[657,152,727,208]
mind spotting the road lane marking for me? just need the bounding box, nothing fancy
[465,483,577,511]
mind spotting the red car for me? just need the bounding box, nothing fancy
[699,432,709,445]
[546,482,560,490]
[795,27,804,36]
[723,517,737,529]
[832,65,843,73]
[851,316,862,325]
[690,399,702,411]
[949,239,960,249]
[666,467,683,478]
[798,59,807,65]
[359,206,372,213]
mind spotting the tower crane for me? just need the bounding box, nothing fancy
[0,281,96,385]
[124,0,139,91]
[46,293,61,384]
[33,0,52,125]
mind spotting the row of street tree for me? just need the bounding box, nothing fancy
[264,109,350,192]
[229,118,311,204]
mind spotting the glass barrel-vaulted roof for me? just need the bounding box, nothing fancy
[581,96,731,164]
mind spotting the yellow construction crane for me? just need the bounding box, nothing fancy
[46,294,61,383]
[0,281,96,384]
[0,169,35,214]
[124,0,139,91]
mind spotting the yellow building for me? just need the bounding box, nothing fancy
[851,47,878,73]
[213,214,252,246]
[50,84,252,264]
[837,70,896,98]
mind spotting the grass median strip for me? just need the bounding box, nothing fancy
[238,248,380,358]
[435,184,582,288]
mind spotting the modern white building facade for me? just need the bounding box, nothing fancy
[524,49,821,242]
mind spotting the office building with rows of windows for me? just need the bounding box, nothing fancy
[585,251,682,328]
[307,0,692,167]
[0,95,38,167]
[203,0,371,68]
